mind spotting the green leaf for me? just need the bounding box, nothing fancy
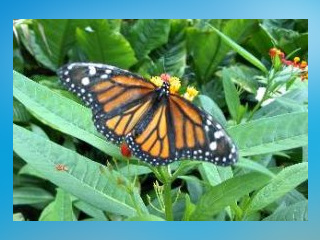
[19,164,46,179]
[228,112,308,156]
[209,24,268,74]
[138,20,187,77]
[39,188,75,221]
[127,19,171,60]
[76,20,137,69]
[74,200,108,221]
[13,186,53,205]
[188,19,259,82]
[199,163,233,186]
[13,98,31,123]
[13,213,25,221]
[303,145,308,162]
[262,200,308,221]
[182,194,196,221]
[13,70,123,160]
[179,176,203,203]
[253,86,308,119]
[235,158,275,178]
[16,19,77,70]
[119,164,152,177]
[245,25,274,61]
[222,65,259,94]
[222,68,241,122]
[190,172,272,220]
[197,95,227,127]
[125,214,165,221]
[246,162,308,212]
[13,124,147,217]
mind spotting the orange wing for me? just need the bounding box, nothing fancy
[125,94,238,166]
[58,63,157,144]
[125,99,173,165]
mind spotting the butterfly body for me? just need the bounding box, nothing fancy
[58,63,238,166]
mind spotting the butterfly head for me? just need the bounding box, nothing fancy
[160,80,170,97]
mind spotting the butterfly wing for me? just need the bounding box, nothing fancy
[126,93,238,166]
[57,62,156,144]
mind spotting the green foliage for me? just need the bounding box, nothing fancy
[13,19,308,221]
[76,20,137,69]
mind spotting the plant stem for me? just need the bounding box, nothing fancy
[247,85,270,121]
[158,166,174,221]
[163,181,174,221]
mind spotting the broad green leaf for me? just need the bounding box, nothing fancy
[13,98,31,122]
[228,112,308,156]
[199,163,233,186]
[179,176,203,204]
[74,200,108,221]
[303,145,308,162]
[30,124,49,139]
[119,164,152,177]
[262,20,308,58]
[245,25,274,61]
[222,68,241,122]
[13,71,123,160]
[197,95,227,127]
[188,19,259,82]
[235,158,275,178]
[13,124,147,217]
[39,188,75,221]
[246,162,308,212]
[190,172,272,220]
[76,20,137,69]
[19,164,46,179]
[13,213,25,221]
[16,19,77,70]
[222,65,259,94]
[262,200,308,221]
[182,194,196,221]
[280,189,307,206]
[253,86,308,119]
[127,19,170,59]
[138,20,187,77]
[13,30,24,72]
[209,24,268,74]
[125,214,165,221]
[13,186,53,205]
[39,202,56,221]
[172,161,201,180]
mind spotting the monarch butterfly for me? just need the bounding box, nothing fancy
[57,63,238,166]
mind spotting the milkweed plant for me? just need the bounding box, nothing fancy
[13,19,308,221]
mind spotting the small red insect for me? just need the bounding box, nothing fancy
[120,142,132,158]
[55,164,68,171]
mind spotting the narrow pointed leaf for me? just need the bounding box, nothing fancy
[13,124,146,217]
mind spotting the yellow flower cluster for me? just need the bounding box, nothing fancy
[183,86,199,101]
[168,76,181,93]
[149,75,199,101]
[150,76,163,87]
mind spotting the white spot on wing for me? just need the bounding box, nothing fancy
[214,130,224,139]
[81,77,90,86]
[101,74,109,79]
[209,141,217,151]
[89,66,96,75]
